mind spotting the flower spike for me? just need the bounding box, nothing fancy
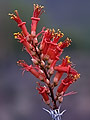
[9,4,80,119]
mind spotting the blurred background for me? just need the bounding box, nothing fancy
[0,0,90,120]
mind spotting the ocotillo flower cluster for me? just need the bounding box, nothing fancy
[9,4,80,110]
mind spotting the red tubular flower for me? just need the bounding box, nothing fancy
[40,29,53,55]
[54,66,70,73]
[46,43,58,60]
[53,56,80,87]
[37,84,50,105]
[61,74,80,93]
[8,10,29,36]
[56,73,80,96]
[40,29,64,66]
[17,60,39,78]
[17,60,47,82]
[31,4,44,36]
[57,80,69,95]
[18,60,46,81]
[54,56,78,74]
[49,48,63,68]
[14,32,31,53]
[57,76,73,95]
[44,29,63,59]
[14,32,36,58]
[53,56,71,85]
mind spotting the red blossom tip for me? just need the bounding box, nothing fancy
[61,56,71,67]
[33,4,45,18]
[59,37,72,49]
[73,73,80,81]
[44,28,55,40]
[17,60,32,72]
[13,32,25,43]
[8,10,22,24]
[52,29,64,43]
[14,32,23,39]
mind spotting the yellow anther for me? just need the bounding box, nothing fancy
[66,56,70,58]
[8,12,17,20]
[53,36,55,39]
[36,4,39,9]
[73,74,80,80]
[58,42,62,46]
[8,13,13,16]
[14,32,21,39]
[52,28,55,33]
[57,29,60,31]
[14,34,17,38]
[13,33,17,35]
[41,6,44,8]
[17,61,19,64]
[33,4,44,9]
[70,39,72,42]
[57,33,60,37]
[14,10,18,13]
[52,33,55,36]
[66,56,71,63]
[58,31,61,34]
[14,32,20,35]
[49,29,52,32]
[10,17,14,19]
[55,33,58,35]
[61,33,64,36]
[77,74,80,78]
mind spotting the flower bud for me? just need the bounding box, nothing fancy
[58,96,63,103]
[53,77,58,86]
[40,54,44,60]
[48,59,53,65]
[44,55,49,60]
[41,60,45,67]
[46,65,50,69]
[29,44,33,50]
[39,70,44,74]
[39,44,43,51]
[36,47,40,54]
[48,67,54,75]
[31,51,36,56]
[39,75,44,81]
[33,37,38,45]
[46,79,50,85]
[31,58,39,65]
